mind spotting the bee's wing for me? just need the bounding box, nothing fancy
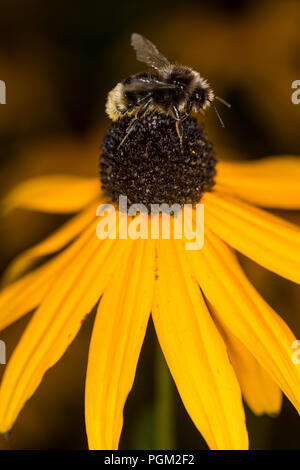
[131,33,171,74]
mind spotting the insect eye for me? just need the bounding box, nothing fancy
[193,89,205,102]
[173,80,185,90]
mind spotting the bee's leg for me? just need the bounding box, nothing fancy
[181,100,192,121]
[172,105,183,150]
[118,97,153,149]
[117,116,139,149]
[175,121,183,150]
[187,100,193,115]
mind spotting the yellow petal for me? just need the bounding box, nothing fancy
[0,213,126,433]
[3,202,98,284]
[0,264,55,332]
[3,175,100,214]
[152,239,248,450]
[85,239,155,450]
[212,311,282,416]
[204,191,300,284]
[216,157,300,208]
[0,210,97,331]
[187,229,300,413]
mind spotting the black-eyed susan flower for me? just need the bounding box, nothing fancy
[0,113,300,450]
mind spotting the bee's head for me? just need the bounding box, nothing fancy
[191,86,212,110]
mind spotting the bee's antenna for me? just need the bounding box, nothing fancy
[215,96,231,108]
[212,103,225,128]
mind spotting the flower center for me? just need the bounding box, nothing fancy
[100,113,216,209]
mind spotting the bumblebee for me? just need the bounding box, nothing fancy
[106,33,228,146]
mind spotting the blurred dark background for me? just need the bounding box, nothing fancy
[0,0,299,449]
